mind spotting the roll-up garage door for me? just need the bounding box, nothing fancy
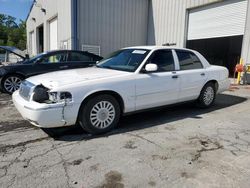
[187,0,248,40]
[49,18,58,50]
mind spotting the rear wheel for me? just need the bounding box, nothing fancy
[78,94,121,135]
[1,74,23,94]
[197,82,216,108]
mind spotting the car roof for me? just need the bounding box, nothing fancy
[123,45,194,51]
[42,50,102,57]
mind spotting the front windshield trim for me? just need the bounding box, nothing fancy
[97,49,150,72]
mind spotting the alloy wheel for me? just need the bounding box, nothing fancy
[90,101,116,129]
[4,76,22,93]
[203,86,215,106]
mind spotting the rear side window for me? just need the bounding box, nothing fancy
[176,50,203,70]
[68,52,92,62]
[149,50,175,72]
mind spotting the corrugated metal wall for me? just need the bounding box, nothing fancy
[147,0,221,47]
[77,0,149,56]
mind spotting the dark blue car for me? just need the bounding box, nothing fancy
[0,47,102,94]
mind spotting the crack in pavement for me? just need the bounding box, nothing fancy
[51,140,71,188]
[215,128,250,155]
[0,137,49,154]
[0,145,27,187]
[191,138,223,162]
[125,132,163,149]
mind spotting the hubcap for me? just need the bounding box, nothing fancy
[4,76,22,93]
[203,86,214,105]
[90,101,115,129]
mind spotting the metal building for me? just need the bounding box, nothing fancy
[27,0,250,75]
[26,0,148,56]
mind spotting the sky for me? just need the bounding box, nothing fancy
[0,0,33,22]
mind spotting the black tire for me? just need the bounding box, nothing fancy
[197,82,216,108]
[1,74,24,94]
[78,94,121,135]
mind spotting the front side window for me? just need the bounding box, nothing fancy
[68,52,92,62]
[97,49,150,72]
[176,50,203,70]
[147,50,175,72]
[39,52,66,64]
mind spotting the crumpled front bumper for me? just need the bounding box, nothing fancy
[12,91,77,128]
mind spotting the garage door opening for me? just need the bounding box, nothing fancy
[187,35,243,76]
[37,25,44,53]
[186,0,247,77]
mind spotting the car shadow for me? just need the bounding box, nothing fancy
[53,93,247,141]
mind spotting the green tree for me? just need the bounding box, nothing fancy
[0,14,26,50]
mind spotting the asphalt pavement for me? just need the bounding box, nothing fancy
[1,86,250,188]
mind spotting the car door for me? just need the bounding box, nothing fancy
[174,50,208,102]
[66,51,97,69]
[135,49,180,110]
[28,51,68,76]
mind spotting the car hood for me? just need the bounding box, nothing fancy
[0,46,27,59]
[26,67,131,89]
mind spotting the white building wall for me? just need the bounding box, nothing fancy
[147,0,222,47]
[77,0,149,56]
[26,0,72,55]
[241,0,250,65]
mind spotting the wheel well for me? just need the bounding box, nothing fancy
[79,90,125,114]
[2,73,25,81]
[205,80,219,92]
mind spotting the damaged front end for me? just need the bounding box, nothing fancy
[19,82,74,126]
[32,85,72,104]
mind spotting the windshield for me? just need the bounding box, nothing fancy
[97,49,150,72]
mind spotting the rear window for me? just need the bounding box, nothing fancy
[176,50,203,70]
[68,52,92,62]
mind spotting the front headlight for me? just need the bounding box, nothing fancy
[48,92,72,103]
[32,85,72,104]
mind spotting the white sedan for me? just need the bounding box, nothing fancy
[13,46,230,135]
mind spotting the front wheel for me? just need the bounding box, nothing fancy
[78,94,121,135]
[197,82,216,108]
[1,75,23,94]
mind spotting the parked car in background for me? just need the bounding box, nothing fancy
[13,46,230,136]
[0,50,102,93]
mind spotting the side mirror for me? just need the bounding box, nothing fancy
[145,63,158,72]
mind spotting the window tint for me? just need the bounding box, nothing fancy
[40,53,66,64]
[176,51,203,70]
[69,52,92,62]
[149,50,175,72]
